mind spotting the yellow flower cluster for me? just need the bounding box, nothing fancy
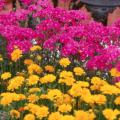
[40,74,56,84]
[1,51,120,120]
[24,103,49,119]
[59,71,75,86]
[7,76,25,91]
[0,93,26,106]
[28,63,42,74]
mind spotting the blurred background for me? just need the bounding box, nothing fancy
[1,0,120,25]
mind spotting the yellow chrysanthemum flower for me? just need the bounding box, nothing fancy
[103,109,120,120]
[48,112,62,120]
[1,72,11,80]
[115,82,120,88]
[114,96,120,105]
[110,68,120,77]
[0,93,26,106]
[73,67,85,76]
[11,48,22,62]
[7,76,25,91]
[59,71,75,86]
[100,84,120,95]
[59,58,71,67]
[47,89,63,101]
[10,110,20,119]
[28,63,42,74]
[24,114,35,120]
[93,94,107,105]
[45,65,55,72]
[30,45,42,51]
[27,75,39,86]
[25,103,49,119]
[27,94,39,103]
[75,110,96,120]
[58,104,72,113]
[24,59,33,65]
[40,74,56,84]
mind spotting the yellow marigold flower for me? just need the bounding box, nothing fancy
[0,94,13,106]
[69,82,90,97]
[40,74,56,84]
[88,110,96,120]
[110,68,120,77]
[24,114,35,120]
[29,88,41,93]
[59,71,75,86]
[93,94,107,105]
[114,96,120,105]
[10,110,20,119]
[25,104,49,119]
[100,84,120,95]
[73,67,85,76]
[115,82,120,88]
[27,94,39,103]
[81,94,94,104]
[59,77,75,86]
[91,77,108,91]
[75,110,96,120]
[24,59,33,65]
[76,81,89,88]
[58,104,72,113]
[28,75,39,86]
[28,63,42,74]
[30,45,41,51]
[47,89,63,101]
[59,58,71,67]
[48,112,62,120]
[11,48,22,62]
[0,93,26,106]
[63,94,72,104]
[103,109,120,120]
[1,72,11,80]
[60,71,74,78]
[36,106,49,119]
[75,110,89,120]
[7,76,25,91]
[60,115,75,120]
[45,65,55,72]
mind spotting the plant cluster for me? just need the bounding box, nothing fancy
[0,46,120,120]
[0,0,120,119]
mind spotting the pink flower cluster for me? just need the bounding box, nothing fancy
[0,0,5,9]
[1,0,120,72]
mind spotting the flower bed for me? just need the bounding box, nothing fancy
[0,46,120,120]
[0,0,120,120]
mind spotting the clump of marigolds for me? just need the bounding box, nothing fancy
[0,45,120,120]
